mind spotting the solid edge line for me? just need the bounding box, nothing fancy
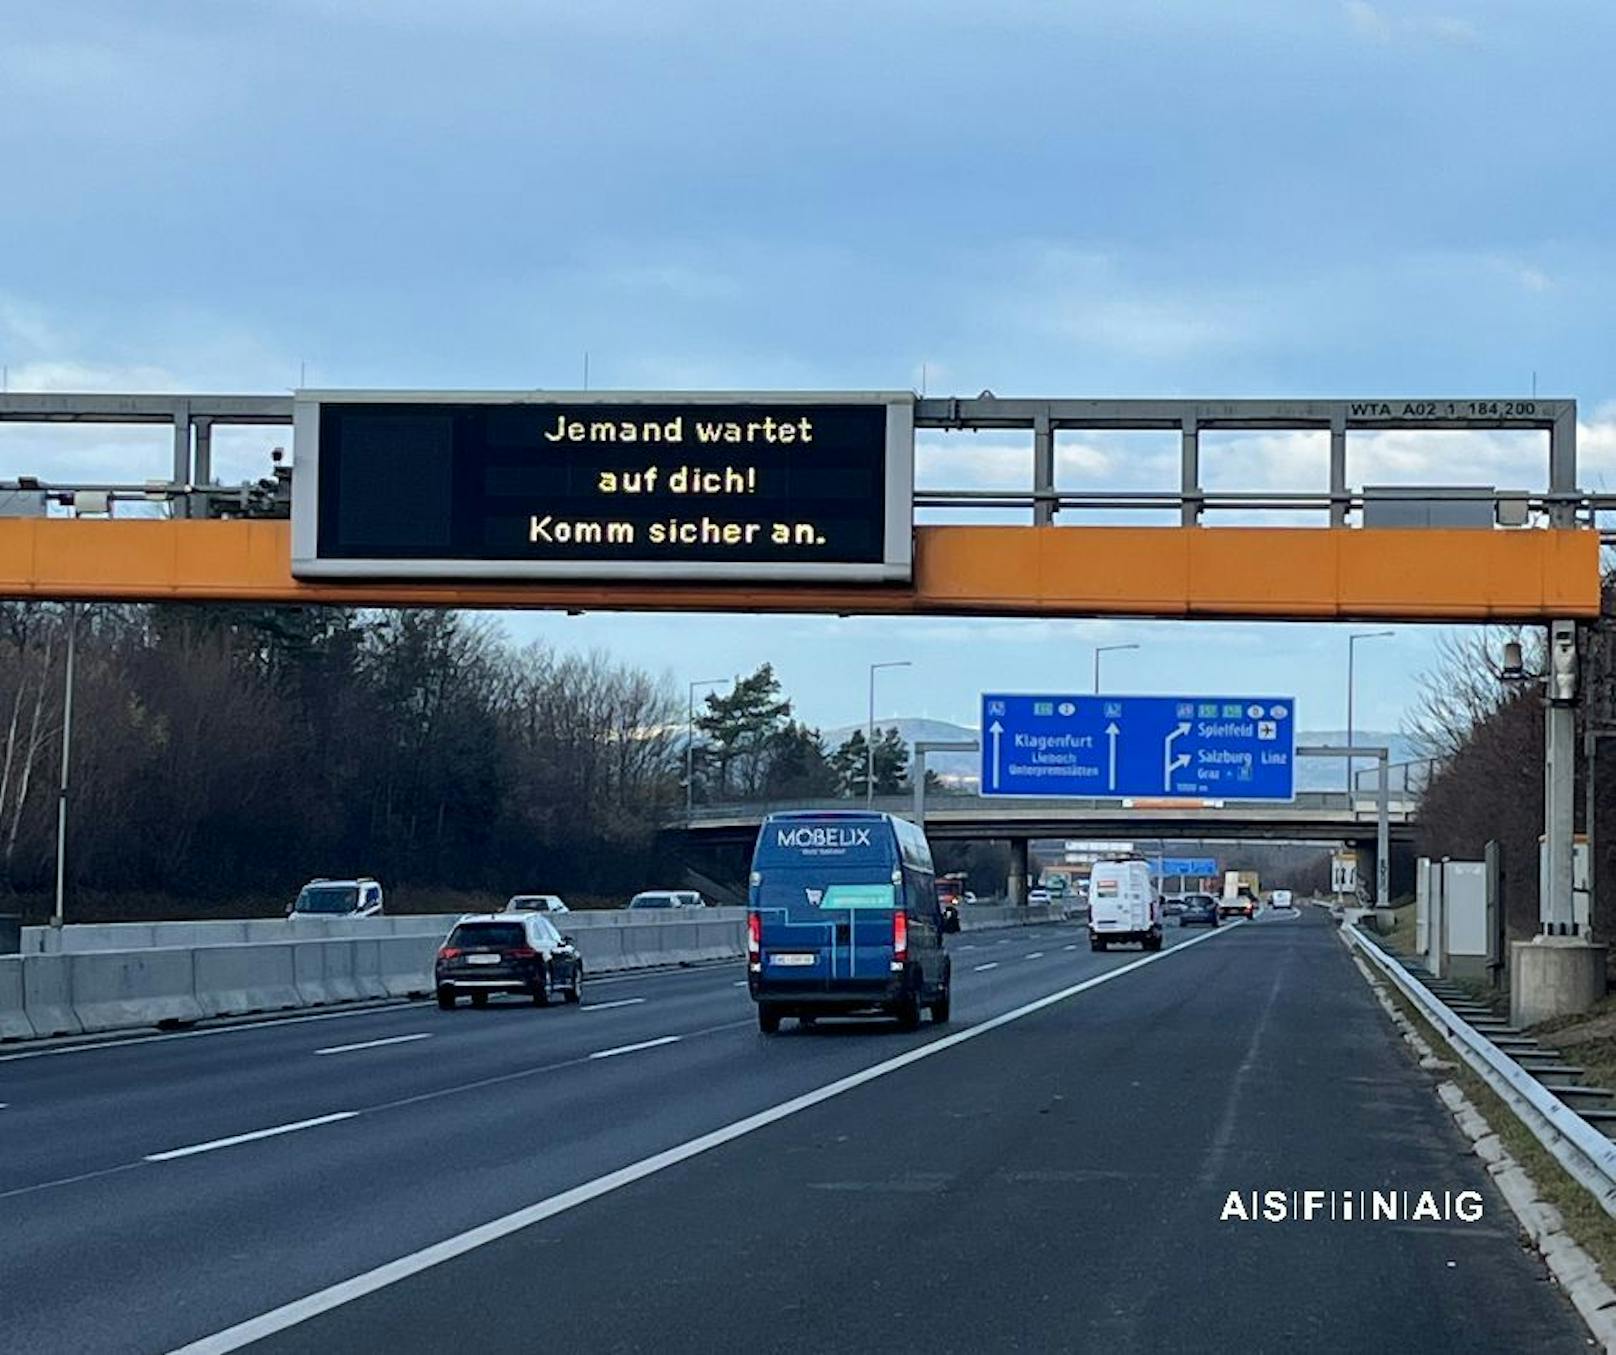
[145,1112,360,1162]
[314,1034,433,1056]
[165,922,1238,1354]
[588,1035,681,1060]
[581,998,647,1012]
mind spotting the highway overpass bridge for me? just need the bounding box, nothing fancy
[674,791,1418,903]
[677,791,1417,847]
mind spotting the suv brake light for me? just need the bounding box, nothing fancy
[438,947,461,960]
[506,946,537,960]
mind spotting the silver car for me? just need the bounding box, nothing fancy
[505,894,570,914]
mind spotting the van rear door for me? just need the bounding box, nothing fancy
[756,893,835,990]
[756,884,899,986]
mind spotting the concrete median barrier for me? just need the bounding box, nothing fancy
[70,950,201,1033]
[193,943,301,1018]
[695,920,743,963]
[293,940,363,1006]
[377,935,436,998]
[5,913,753,1043]
[349,939,391,1000]
[572,927,625,973]
[0,957,32,1040]
[24,954,79,1037]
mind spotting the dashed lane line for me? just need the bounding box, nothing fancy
[588,1036,682,1061]
[314,1034,432,1057]
[145,1113,359,1163]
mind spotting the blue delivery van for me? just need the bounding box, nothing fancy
[746,810,956,1034]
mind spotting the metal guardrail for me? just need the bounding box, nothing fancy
[1344,924,1616,1218]
[0,390,1598,531]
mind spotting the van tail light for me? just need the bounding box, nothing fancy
[438,947,461,960]
[892,910,908,965]
[747,912,761,968]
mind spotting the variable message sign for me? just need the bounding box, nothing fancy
[291,391,914,581]
[980,694,1296,801]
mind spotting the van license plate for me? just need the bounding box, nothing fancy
[467,954,501,965]
[770,954,815,967]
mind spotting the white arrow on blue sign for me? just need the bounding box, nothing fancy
[979,694,1296,801]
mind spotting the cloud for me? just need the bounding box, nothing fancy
[1344,2,1478,47]
[1002,246,1258,361]
[1,360,179,393]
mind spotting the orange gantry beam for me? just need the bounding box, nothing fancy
[0,519,1598,620]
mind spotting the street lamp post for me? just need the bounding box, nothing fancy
[867,661,911,807]
[1093,643,1140,694]
[1346,631,1394,795]
[685,677,727,818]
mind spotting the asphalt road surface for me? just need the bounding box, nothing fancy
[0,910,1590,1353]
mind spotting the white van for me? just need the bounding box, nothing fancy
[1087,859,1163,952]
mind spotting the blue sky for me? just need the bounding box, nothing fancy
[2,0,1613,736]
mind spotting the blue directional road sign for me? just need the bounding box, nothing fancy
[1159,857,1219,877]
[979,694,1296,801]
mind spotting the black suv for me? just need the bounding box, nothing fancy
[435,915,583,1009]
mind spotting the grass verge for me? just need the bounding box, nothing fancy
[1372,901,1418,955]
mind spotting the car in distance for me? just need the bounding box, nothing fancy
[1177,893,1220,928]
[1270,889,1294,910]
[287,877,383,919]
[747,810,955,1034]
[435,913,582,1009]
[505,894,570,914]
[1027,887,1053,906]
[627,890,706,909]
[1162,896,1187,917]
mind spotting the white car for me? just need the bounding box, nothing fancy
[505,894,570,914]
[1269,889,1294,910]
[1027,887,1053,906]
[287,877,383,918]
[628,890,707,910]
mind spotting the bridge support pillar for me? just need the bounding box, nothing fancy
[1008,839,1029,907]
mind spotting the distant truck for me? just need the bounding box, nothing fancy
[1088,859,1162,952]
[1220,870,1259,920]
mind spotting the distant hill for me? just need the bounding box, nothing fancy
[819,718,1421,791]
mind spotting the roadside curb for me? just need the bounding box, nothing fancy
[1343,936,1616,1352]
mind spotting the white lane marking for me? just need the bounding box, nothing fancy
[733,980,749,987]
[582,998,646,1012]
[588,1035,681,1061]
[973,962,1000,972]
[1063,945,1078,951]
[1025,952,1045,960]
[145,1112,359,1163]
[314,1034,432,1057]
[166,921,1240,1355]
